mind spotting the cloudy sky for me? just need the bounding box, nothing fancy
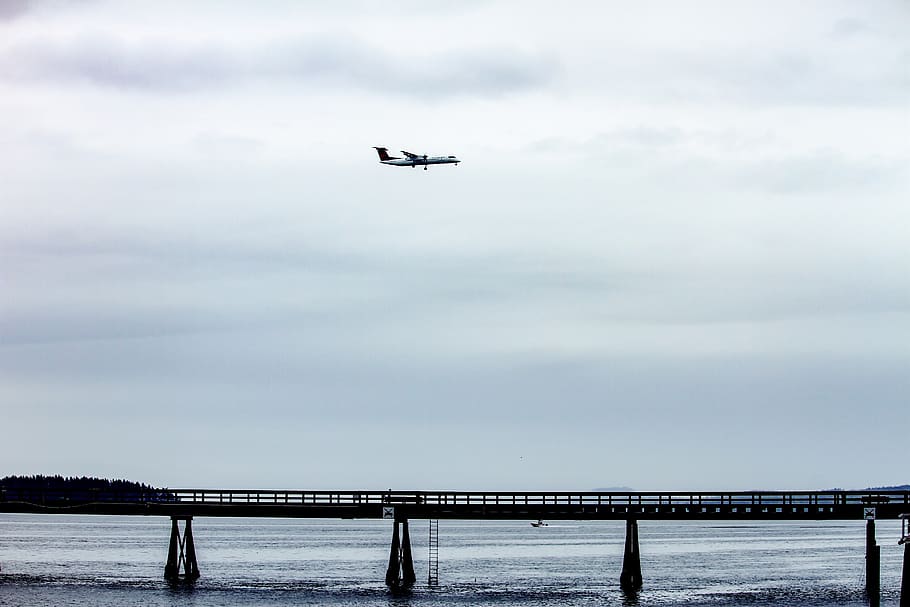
[1,0,907,492]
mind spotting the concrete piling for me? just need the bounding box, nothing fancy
[401,520,416,587]
[385,520,401,588]
[865,519,880,600]
[900,540,909,607]
[620,519,643,590]
[385,518,415,590]
[182,518,200,580]
[164,517,180,580]
[164,516,200,582]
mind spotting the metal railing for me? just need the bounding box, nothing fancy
[3,487,907,508]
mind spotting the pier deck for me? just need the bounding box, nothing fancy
[2,489,907,520]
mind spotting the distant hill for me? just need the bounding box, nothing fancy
[1,474,159,490]
[0,475,173,502]
[822,485,910,492]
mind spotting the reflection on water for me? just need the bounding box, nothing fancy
[621,587,641,606]
[0,515,905,606]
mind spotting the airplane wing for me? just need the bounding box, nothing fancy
[400,151,419,159]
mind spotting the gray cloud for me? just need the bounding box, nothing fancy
[0,0,31,20]
[831,17,869,38]
[703,51,907,107]
[2,321,906,489]
[3,37,240,90]
[585,44,909,107]
[527,129,907,196]
[3,219,907,356]
[734,149,906,194]
[0,0,95,21]
[1,35,558,98]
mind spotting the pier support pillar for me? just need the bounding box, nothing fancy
[385,518,416,590]
[401,519,416,587]
[620,519,643,590]
[900,541,909,607]
[164,516,200,582]
[865,519,880,601]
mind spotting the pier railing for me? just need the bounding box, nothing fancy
[166,490,908,508]
[2,488,907,509]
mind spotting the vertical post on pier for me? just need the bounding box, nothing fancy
[900,541,909,607]
[165,517,180,580]
[385,517,416,590]
[865,518,880,600]
[164,516,200,582]
[401,519,417,587]
[899,513,909,607]
[183,518,200,580]
[620,519,643,590]
[385,519,401,588]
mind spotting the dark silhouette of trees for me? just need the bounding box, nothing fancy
[0,475,175,502]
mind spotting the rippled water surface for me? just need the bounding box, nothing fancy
[0,514,905,606]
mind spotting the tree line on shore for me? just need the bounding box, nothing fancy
[0,475,174,502]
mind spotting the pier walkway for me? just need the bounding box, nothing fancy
[2,488,908,519]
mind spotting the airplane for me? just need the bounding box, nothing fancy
[373,147,460,170]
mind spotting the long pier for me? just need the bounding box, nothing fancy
[3,488,907,518]
[2,488,909,598]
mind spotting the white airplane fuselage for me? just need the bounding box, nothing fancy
[373,147,460,169]
[381,156,460,167]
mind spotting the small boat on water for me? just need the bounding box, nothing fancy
[530,519,548,527]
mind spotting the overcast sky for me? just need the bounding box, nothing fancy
[1,0,907,492]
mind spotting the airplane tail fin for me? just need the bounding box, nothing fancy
[373,146,395,161]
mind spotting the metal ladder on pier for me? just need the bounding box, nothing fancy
[427,519,439,586]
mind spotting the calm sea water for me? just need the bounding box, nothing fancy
[0,514,905,606]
